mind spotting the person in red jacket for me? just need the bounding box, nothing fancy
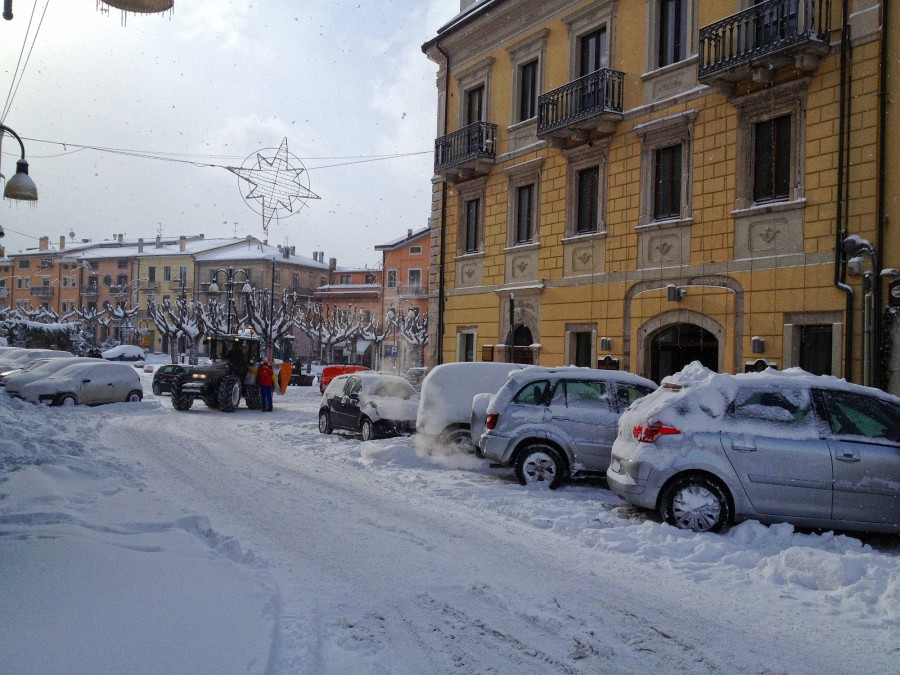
[256,361,276,412]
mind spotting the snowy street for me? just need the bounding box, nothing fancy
[1,371,898,674]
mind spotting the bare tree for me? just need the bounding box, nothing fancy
[244,289,302,361]
[147,296,201,364]
[295,302,364,364]
[388,305,429,369]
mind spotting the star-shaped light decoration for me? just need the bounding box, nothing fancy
[227,138,320,235]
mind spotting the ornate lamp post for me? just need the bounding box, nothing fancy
[0,123,38,236]
[207,267,252,335]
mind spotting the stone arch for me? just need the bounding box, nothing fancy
[638,311,725,381]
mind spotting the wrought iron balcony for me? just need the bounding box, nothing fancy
[537,68,624,146]
[393,283,428,298]
[30,287,54,297]
[434,121,496,183]
[81,285,100,296]
[699,0,831,87]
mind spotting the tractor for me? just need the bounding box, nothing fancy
[171,334,263,412]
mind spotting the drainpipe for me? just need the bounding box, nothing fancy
[874,0,889,389]
[834,0,853,380]
[436,40,450,365]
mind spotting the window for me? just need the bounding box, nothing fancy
[518,59,538,122]
[580,27,607,74]
[466,85,484,125]
[465,198,481,253]
[515,184,535,244]
[565,326,596,366]
[798,324,833,376]
[658,0,687,67]
[514,380,550,405]
[387,269,398,288]
[559,380,608,409]
[117,275,128,287]
[364,273,376,284]
[117,259,129,269]
[753,114,791,203]
[292,272,300,289]
[819,390,900,440]
[635,111,695,229]
[339,274,351,285]
[576,166,600,234]
[409,245,422,255]
[148,267,156,282]
[163,266,172,282]
[573,332,593,367]
[407,269,422,290]
[18,259,30,269]
[654,144,682,220]
[459,332,476,362]
[179,265,188,282]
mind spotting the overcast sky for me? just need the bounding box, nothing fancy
[0,0,457,267]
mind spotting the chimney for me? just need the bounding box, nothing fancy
[329,257,337,271]
[39,236,49,251]
[283,246,289,259]
[408,228,413,238]
[179,235,186,252]
[59,236,66,250]
[156,235,162,249]
[138,238,144,253]
[290,246,295,256]
[117,234,124,244]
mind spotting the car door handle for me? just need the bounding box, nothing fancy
[732,443,756,452]
[836,453,860,463]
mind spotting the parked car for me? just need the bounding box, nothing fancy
[102,345,146,361]
[319,372,419,440]
[607,362,900,534]
[3,357,92,396]
[416,361,531,452]
[319,364,369,393]
[290,361,325,386]
[152,363,195,396]
[477,367,657,488]
[20,361,144,406]
[0,349,74,373]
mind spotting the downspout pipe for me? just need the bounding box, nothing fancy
[834,0,853,380]
[874,0,889,388]
[436,40,450,366]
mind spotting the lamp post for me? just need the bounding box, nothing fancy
[0,123,37,239]
[269,257,276,361]
[207,267,252,335]
[843,235,877,387]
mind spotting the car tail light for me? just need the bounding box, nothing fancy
[485,413,499,430]
[632,421,680,443]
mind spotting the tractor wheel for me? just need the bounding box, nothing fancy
[218,375,241,412]
[244,384,262,410]
[171,375,194,411]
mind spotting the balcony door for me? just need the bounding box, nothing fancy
[579,28,607,112]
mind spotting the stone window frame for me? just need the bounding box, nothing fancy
[455,57,494,128]
[564,2,617,81]
[732,78,808,215]
[645,0,697,73]
[563,141,610,240]
[456,327,478,362]
[503,157,544,250]
[506,29,549,128]
[635,110,696,229]
[386,269,397,288]
[455,177,487,258]
[564,323,598,367]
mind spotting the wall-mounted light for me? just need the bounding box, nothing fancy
[751,336,766,354]
[599,336,612,351]
[666,284,686,302]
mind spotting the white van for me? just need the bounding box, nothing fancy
[415,361,529,452]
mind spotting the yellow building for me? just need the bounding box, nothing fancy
[423,0,896,392]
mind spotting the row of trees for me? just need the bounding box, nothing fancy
[1,292,428,367]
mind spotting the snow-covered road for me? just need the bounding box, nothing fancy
[2,376,898,673]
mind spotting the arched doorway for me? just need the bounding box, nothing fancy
[650,323,718,383]
[512,325,533,364]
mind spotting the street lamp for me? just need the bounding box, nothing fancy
[208,267,252,335]
[0,123,38,202]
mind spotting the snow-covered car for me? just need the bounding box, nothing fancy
[0,348,75,374]
[3,357,93,396]
[607,363,900,534]
[415,361,531,452]
[402,366,428,391]
[151,363,196,395]
[20,361,144,406]
[102,345,146,361]
[319,372,419,440]
[476,367,657,488]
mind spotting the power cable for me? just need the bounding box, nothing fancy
[1,0,51,124]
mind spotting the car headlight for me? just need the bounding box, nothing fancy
[192,373,207,380]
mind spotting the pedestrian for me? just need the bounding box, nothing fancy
[257,360,275,412]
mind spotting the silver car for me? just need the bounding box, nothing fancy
[607,365,900,534]
[20,361,143,406]
[478,367,657,488]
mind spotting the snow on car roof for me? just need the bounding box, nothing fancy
[503,365,656,389]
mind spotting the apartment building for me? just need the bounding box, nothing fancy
[423,0,896,391]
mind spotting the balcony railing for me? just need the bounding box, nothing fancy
[537,68,624,140]
[699,0,831,83]
[30,287,54,297]
[434,121,496,179]
[391,283,428,298]
[81,286,100,296]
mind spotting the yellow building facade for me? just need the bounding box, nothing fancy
[424,0,896,391]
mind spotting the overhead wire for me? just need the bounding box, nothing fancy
[1,0,51,124]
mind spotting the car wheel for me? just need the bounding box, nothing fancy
[203,394,220,409]
[360,418,375,441]
[152,381,162,396]
[659,474,732,533]
[171,375,194,411]
[515,443,565,489]
[318,411,333,434]
[442,427,475,453]
[59,394,77,407]
[125,390,142,403]
[218,375,241,412]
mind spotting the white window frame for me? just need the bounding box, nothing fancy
[506,29,548,127]
[456,328,478,362]
[503,157,544,249]
[564,3,616,81]
[456,177,487,257]
[455,58,494,128]
[635,110,696,229]
[564,142,609,238]
[646,0,697,73]
[386,269,398,288]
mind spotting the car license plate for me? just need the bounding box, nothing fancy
[610,458,621,473]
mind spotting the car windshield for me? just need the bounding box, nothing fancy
[368,379,417,400]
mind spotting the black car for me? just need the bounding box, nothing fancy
[318,372,419,441]
[152,363,194,396]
